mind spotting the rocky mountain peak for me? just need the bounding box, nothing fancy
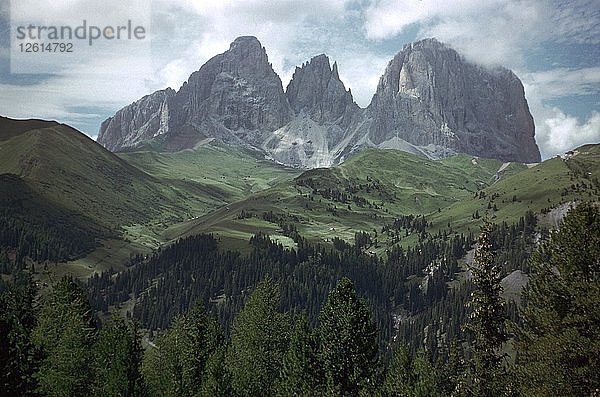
[98,36,541,165]
[285,54,357,124]
[367,37,540,162]
[98,88,175,151]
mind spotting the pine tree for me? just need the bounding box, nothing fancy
[278,313,324,396]
[412,350,443,397]
[94,316,146,396]
[31,277,96,397]
[383,345,443,397]
[0,273,39,396]
[226,278,291,396]
[198,347,231,397]
[515,202,600,395]
[318,277,379,396]
[382,343,413,396]
[463,222,508,396]
[143,301,223,397]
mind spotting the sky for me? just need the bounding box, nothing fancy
[0,0,598,159]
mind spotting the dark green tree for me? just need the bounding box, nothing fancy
[382,343,413,396]
[143,302,223,397]
[226,278,291,396]
[278,313,324,396]
[0,273,38,396]
[198,347,231,397]
[318,277,379,396]
[439,340,467,396]
[463,222,508,396]
[515,202,600,396]
[383,344,443,397]
[31,277,96,397]
[411,350,443,397]
[94,316,146,396]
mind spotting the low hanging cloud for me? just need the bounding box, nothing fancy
[364,0,546,68]
[536,109,600,158]
[522,66,600,158]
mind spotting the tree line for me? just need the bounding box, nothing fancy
[1,203,598,396]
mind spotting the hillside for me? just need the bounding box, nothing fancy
[164,149,504,248]
[166,145,598,253]
[429,144,600,232]
[0,174,101,262]
[118,142,299,205]
[0,118,186,230]
[0,117,300,271]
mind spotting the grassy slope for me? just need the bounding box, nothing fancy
[169,149,506,249]
[118,143,299,209]
[429,144,600,233]
[170,145,599,252]
[0,122,188,230]
[0,118,300,276]
[2,116,597,279]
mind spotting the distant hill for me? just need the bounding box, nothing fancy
[0,116,299,262]
[169,145,598,251]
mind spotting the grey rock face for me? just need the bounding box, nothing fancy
[263,54,361,168]
[364,38,540,162]
[98,88,175,151]
[99,36,292,152]
[170,36,292,146]
[98,36,541,166]
[285,54,358,125]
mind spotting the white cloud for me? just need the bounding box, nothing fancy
[363,0,599,69]
[520,66,600,158]
[550,0,600,45]
[521,67,600,99]
[535,108,600,158]
[364,0,484,40]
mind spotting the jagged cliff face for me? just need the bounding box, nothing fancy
[263,54,361,168]
[285,54,357,125]
[98,36,541,166]
[98,88,174,151]
[170,36,292,146]
[364,39,540,162]
[99,36,292,152]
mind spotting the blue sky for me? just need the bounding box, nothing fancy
[0,0,598,159]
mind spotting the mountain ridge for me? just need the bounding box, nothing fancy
[98,36,541,166]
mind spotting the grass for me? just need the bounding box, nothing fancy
[170,145,599,252]
[171,149,506,247]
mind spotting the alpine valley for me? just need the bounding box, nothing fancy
[1,36,599,396]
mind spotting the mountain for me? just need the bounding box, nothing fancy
[358,39,540,163]
[98,36,541,166]
[263,54,361,167]
[99,36,292,152]
[98,88,175,152]
[0,116,228,254]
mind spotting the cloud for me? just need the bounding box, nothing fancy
[520,66,600,158]
[550,0,600,45]
[363,0,599,69]
[535,108,600,158]
[148,0,385,106]
[521,67,600,99]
